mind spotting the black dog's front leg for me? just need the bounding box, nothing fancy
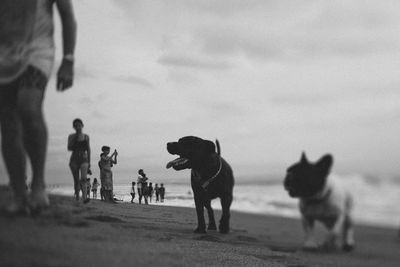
[219,194,232,234]
[204,199,217,230]
[193,193,207,233]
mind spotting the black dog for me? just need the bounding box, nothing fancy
[166,136,234,234]
[284,153,355,251]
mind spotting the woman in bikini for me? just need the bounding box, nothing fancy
[68,118,91,203]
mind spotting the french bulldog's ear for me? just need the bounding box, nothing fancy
[300,152,308,164]
[316,154,333,178]
[203,140,216,154]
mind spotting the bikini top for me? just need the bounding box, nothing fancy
[73,135,89,152]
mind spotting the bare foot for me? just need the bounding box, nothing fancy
[29,189,50,215]
[3,198,29,216]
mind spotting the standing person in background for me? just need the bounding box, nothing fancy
[68,119,91,203]
[137,169,148,204]
[0,0,77,214]
[98,146,117,202]
[159,183,165,203]
[130,181,136,203]
[148,182,154,203]
[91,178,99,199]
[154,184,160,203]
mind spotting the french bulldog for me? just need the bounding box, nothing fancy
[166,136,234,234]
[284,153,355,251]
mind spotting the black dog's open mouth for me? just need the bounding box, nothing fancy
[166,157,190,170]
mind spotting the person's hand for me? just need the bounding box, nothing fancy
[57,59,74,91]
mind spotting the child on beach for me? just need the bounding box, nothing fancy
[98,146,118,202]
[0,0,77,214]
[130,182,136,203]
[92,178,99,199]
[68,118,91,203]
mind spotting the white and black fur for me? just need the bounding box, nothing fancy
[284,153,355,251]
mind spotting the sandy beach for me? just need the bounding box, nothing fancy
[0,187,399,267]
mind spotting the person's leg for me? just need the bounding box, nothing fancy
[138,188,142,204]
[0,85,28,213]
[69,161,80,200]
[79,162,89,203]
[16,67,49,209]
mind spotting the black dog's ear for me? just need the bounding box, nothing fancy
[300,152,308,164]
[203,140,216,154]
[316,154,333,178]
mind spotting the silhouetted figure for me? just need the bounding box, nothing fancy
[148,182,154,203]
[92,178,99,199]
[159,183,165,203]
[155,184,160,202]
[137,169,148,204]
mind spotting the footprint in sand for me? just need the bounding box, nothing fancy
[85,215,124,223]
[157,235,173,242]
[193,235,222,242]
[236,235,258,242]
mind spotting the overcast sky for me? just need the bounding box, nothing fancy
[1,0,400,184]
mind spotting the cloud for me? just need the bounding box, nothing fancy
[270,93,335,106]
[202,101,245,117]
[158,54,233,70]
[113,75,154,89]
[198,28,284,60]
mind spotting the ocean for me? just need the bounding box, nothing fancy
[47,173,400,229]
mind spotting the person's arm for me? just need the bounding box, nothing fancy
[67,134,76,151]
[55,0,77,91]
[110,150,118,164]
[113,152,118,165]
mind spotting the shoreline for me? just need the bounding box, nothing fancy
[1,191,400,266]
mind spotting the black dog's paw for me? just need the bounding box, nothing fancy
[208,222,217,231]
[219,228,230,234]
[219,225,230,234]
[194,227,207,234]
[342,243,355,252]
[219,219,230,234]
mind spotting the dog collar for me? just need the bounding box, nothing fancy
[201,157,222,189]
[305,186,332,203]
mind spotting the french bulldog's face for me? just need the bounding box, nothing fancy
[284,153,333,198]
[166,136,216,170]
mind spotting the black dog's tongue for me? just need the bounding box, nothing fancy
[166,157,189,169]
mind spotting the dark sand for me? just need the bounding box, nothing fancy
[0,187,399,267]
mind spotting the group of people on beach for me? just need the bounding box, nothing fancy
[130,170,166,204]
